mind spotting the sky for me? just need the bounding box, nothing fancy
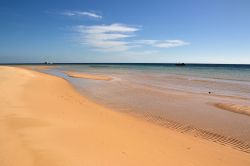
[0,0,250,64]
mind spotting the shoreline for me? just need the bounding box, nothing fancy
[0,66,249,166]
[63,71,113,81]
[22,65,250,151]
[16,65,250,148]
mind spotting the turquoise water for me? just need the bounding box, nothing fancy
[51,64,250,99]
[43,64,250,145]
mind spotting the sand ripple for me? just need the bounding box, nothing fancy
[142,115,250,153]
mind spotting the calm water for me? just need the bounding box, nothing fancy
[48,64,250,99]
[42,64,250,145]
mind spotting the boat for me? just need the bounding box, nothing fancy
[175,63,186,66]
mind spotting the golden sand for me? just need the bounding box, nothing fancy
[18,65,57,70]
[0,66,249,166]
[215,103,250,116]
[64,71,112,81]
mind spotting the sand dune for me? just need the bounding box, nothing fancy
[214,103,250,116]
[0,66,249,166]
[64,71,112,81]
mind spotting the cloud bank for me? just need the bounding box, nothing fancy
[73,24,139,51]
[73,23,189,52]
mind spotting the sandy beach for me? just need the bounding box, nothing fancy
[0,66,250,166]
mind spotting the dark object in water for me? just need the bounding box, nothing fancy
[44,61,53,65]
[208,91,212,94]
[175,63,185,66]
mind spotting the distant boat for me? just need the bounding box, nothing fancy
[44,61,53,65]
[175,63,186,66]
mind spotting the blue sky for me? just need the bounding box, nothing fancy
[0,0,250,63]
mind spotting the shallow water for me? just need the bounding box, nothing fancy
[52,64,250,99]
[42,64,250,148]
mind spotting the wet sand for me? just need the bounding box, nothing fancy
[0,66,250,166]
[64,71,112,81]
[65,71,250,146]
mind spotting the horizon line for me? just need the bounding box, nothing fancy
[1,62,250,65]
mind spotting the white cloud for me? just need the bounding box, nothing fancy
[154,40,189,48]
[136,39,189,48]
[73,23,189,52]
[136,40,158,45]
[61,10,102,19]
[77,24,139,33]
[73,23,139,52]
[61,11,75,16]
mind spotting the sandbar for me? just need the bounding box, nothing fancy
[64,71,112,81]
[214,103,250,116]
